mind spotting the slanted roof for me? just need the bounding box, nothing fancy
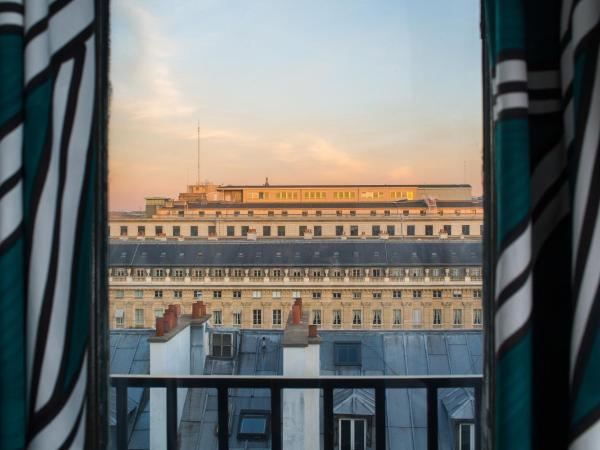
[108,240,482,267]
[179,329,482,450]
[109,330,154,450]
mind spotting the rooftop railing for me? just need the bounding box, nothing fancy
[111,374,482,450]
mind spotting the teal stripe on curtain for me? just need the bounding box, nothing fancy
[0,28,26,449]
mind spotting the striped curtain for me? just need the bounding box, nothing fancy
[0,0,97,448]
[485,0,600,449]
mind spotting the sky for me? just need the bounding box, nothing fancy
[109,0,482,211]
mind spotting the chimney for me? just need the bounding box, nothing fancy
[282,303,320,450]
[149,314,212,449]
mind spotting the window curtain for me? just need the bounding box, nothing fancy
[0,0,99,448]
[485,1,600,449]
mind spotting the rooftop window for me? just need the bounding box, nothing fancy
[334,342,361,366]
[237,410,270,440]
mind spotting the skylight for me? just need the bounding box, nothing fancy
[237,410,270,440]
[334,342,362,366]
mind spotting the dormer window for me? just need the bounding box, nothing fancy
[211,333,233,357]
[334,342,361,366]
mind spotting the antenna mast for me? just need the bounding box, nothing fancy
[197,121,200,186]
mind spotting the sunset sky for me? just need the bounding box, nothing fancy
[109,0,482,211]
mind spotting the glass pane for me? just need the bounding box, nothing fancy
[354,420,365,450]
[239,416,267,434]
[460,424,472,450]
[340,420,351,450]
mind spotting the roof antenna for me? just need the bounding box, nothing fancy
[197,121,201,186]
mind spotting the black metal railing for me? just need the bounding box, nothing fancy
[110,374,482,450]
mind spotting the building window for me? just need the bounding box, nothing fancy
[233,312,242,326]
[253,269,263,277]
[350,210,356,216]
[407,225,415,236]
[453,309,463,325]
[237,411,270,440]
[213,310,222,325]
[350,225,359,236]
[268,210,274,216]
[336,225,344,236]
[154,290,163,298]
[352,291,362,299]
[334,342,361,365]
[173,269,184,277]
[387,225,395,236]
[425,225,433,236]
[153,225,163,236]
[412,308,422,326]
[462,224,470,235]
[433,309,442,325]
[137,226,145,236]
[120,226,128,236]
[372,310,382,325]
[372,292,382,299]
[433,290,442,298]
[312,310,322,325]
[443,224,452,235]
[135,309,144,327]
[351,269,362,278]
[473,289,482,298]
[272,309,282,325]
[453,290,463,299]
[193,269,204,277]
[173,290,182,299]
[134,290,143,299]
[458,423,475,450]
[233,290,242,299]
[173,226,180,237]
[154,309,164,319]
[135,268,145,277]
[213,290,222,299]
[241,226,249,236]
[277,225,286,237]
[371,268,382,278]
[194,290,203,299]
[263,225,271,236]
[312,292,322,300]
[336,210,343,216]
[474,309,483,325]
[352,310,362,325]
[281,210,288,217]
[212,333,232,357]
[115,290,124,299]
[272,269,282,277]
[413,290,422,299]
[208,225,216,235]
[252,309,262,325]
[252,290,262,299]
[384,210,390,216]
[227,226,235,237]
[338,417,367,448]
[292,290,301,299]
[393,309,402,325]
[393,290,402,299]
[190,225,198,237]
[314,225,322,236]
[372,225,381,236]
[272,290,281,298]
[333,310,342,325]
[115,309,124,328]
[332,292,342,299]
[153,268,164,277]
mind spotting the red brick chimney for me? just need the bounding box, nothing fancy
[308,324,318,338]
[156,317,165,336]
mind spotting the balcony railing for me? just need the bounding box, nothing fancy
[111,374,482,450]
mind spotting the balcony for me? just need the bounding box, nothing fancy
[111,374,482,450]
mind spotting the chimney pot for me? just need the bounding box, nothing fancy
[292,304,301,324]
[308,324,318,338]
[192,303,200,319]
[156,318,165,336]
[162,314,171,333]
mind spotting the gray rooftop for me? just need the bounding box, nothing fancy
[109,328,482,450]
[109,240,482,268]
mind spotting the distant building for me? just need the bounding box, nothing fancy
[108,183,483,239]
[108,240,483,331]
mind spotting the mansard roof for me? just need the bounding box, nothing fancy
[108,240,482,267]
